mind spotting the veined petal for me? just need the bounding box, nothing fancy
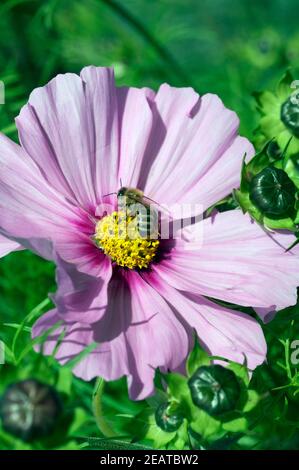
[138,84,200,191]
[0,133,86,257]
[33,270,189,400]
[117,86,154,189]
[16,67,120,209]
[142,90,253,211]
[120,271,189,399]
[80,66,120,202]
[0,234,22,258]
[155,210,299,319]
[32,308,131,384]
[53,256,112,323]
[148,272,267,370]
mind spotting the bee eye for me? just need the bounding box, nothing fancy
[281,95,299,137]
[249,167,297,219]
[0,379,62,442]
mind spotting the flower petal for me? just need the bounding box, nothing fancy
[120,271,189,399]
[0,131,96,263]
[53,256,112,323]
[0,234,22,258]
[148,273,267,370]
[142,89,253,210]
[33,270,189,400]
[32,308,131,384]
[155,210,299,319]
[117,86,154,188]
[16,67,119,209]
[138,84,200,191]
[90,271,189,399]
[80,66,120,201]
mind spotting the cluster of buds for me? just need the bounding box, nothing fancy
[235,71,299,246]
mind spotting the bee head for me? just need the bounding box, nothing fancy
[117,187,143,201]
[117,187,129,197]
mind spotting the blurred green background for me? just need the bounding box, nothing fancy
[0,0,299,450]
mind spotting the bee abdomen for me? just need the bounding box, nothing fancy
[137,209,159,238]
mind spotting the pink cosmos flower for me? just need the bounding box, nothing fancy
[0,66,298,399]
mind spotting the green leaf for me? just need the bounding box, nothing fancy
[189,409,223,440]
[187,426,206,450]
[227,361,250,387]
[284,154,299,189]
[92,377,146,439]
[165,372,189,402]
[209,432,244,450]
[68,408,91,437]
[164,372,193,420]
[11,298,51,362]
[186,336,210,377]
[242,390,260,413]
[276,70,294,101]
[247,142,271,176]
[56,367,73,395]
[222,416,248,432]
[166,420,189,450]
[263,215,296,230]
[86,437,152,450]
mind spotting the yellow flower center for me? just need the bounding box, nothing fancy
[94,211,159,269]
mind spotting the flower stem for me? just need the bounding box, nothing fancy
[100,0,194,86]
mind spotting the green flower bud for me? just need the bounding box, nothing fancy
[188,365,241,416]
[0,379,62,441]
[281,96,299,137]
[155,402,184,433]
[249,167,297,218]
[254,72,299,156]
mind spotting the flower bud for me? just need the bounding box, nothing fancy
[249,167,297,218]
[155,402,184,433]
[0,379,62,441]
[281,96,299,137]
[188,365,241,416]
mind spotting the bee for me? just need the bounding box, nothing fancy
[116,187,159,239]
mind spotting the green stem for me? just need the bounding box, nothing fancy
[11,297,50,363]
[100,0,193,86]
[92,377,118,438]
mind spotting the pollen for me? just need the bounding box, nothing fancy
[94,211,159,270]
